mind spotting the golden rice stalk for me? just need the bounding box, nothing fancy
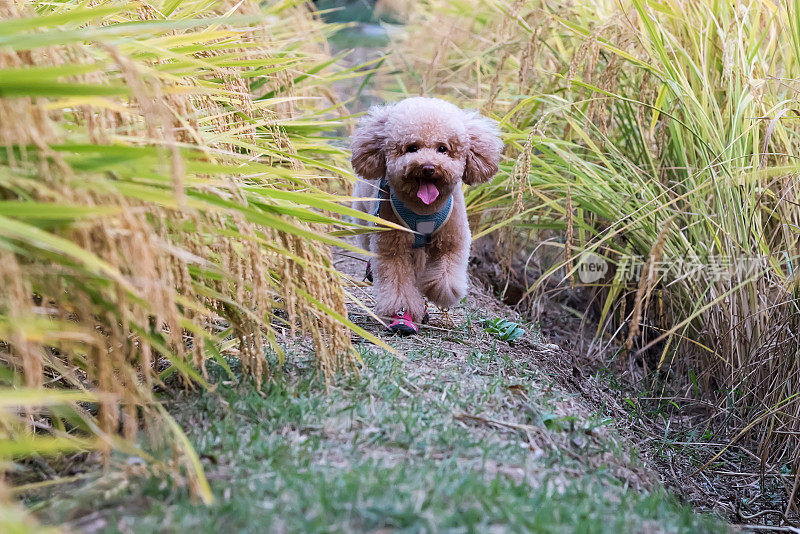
[625,217,674,353]
[391,0,800,492]
[0,0,359,501]
[564,187,574,288]
[512,129,534,213]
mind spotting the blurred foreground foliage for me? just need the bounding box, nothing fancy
[0,0,384,520]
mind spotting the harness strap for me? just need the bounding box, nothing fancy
[375,178,453,249]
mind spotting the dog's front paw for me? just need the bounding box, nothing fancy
[419,267,467,308]
[375,289,426,323]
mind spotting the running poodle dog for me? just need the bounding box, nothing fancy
[351,97,503,335]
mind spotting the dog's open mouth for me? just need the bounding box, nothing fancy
[416,179,439,205]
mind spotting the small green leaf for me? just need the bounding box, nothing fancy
[482,317,526,342]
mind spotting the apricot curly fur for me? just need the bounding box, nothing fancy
[351,97,503,324]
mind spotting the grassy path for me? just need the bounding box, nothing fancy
[34,255,728,533]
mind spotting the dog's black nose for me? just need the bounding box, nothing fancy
[422,165,435,177]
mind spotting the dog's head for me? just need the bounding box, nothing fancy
[351,97,503,210]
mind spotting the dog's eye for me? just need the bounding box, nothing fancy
[406,144,419,153]
[437,145,448,154]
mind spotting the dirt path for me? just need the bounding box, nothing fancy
[320,249,729,532]
[33,249,728,532]
[334,249,652,482]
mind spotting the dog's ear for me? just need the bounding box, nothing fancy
[462,111,503,185]
[351,104,394,180]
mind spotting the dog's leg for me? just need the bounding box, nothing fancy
[373,230,426,322]
[419,220,470,309]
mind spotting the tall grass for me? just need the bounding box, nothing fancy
[0,0,378,505]
[393,0,800,500]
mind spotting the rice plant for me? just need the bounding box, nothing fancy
[392,0,800,501]
[0,0,381,506]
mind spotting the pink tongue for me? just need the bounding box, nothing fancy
[417,181,439,204]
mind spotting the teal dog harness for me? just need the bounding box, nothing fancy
[375,178,453,249]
